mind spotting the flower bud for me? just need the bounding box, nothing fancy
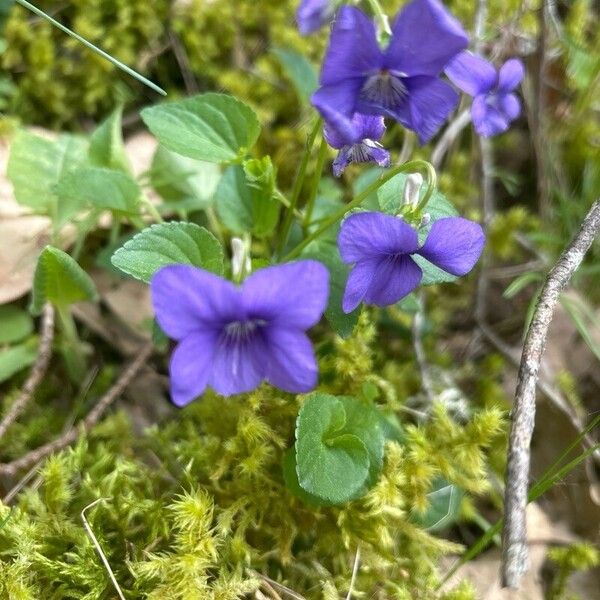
[403,173,424,211]
[231,237,251,281]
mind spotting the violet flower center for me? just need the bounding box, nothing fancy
[224,319,267,341]
[360,70,408,109]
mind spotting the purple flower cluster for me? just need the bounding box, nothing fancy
[152,261,329,404]
[308,0,525,174]
[338,212,485,312]
[446,52,525,137]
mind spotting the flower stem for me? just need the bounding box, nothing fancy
[142,198,164,224]
[276,118,322,256]
[364,0,392,36]
[282,159,437,262]
[303,138,329,229]
[56,306,87,383]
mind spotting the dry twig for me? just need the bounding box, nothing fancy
[0,303,55,441]
[81,498,126,600]
[0,343,154,478]
[501,199,600,588]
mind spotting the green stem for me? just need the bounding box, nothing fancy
[276,118,322,255]
[57,306,86,383]
[365,0,392,35]
[303,137,329,230]
[141,199,164,224]
[274,190,304,220]
[205,206,225,245]
[15,0,166,96]
[109,219,121,246]
[282,159,437,262]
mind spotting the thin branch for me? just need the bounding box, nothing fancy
[81,498,126,600]
[0,303,55,441]
[0,343,154,478]
[501,199,600,588]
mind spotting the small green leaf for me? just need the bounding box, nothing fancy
[0,306,34,344]
[295,393,384,505]
[338,396,385,489]
[7,130,88,214]
[412,478,463,531]
[503,272,543,299]
[0,340,37,384]
[55,167,141,215]
[89,105,131,173]
[282,449,333,507]
[272,48,318,105]
[31,247,97,314]
[151,145,221,210]
[412,256,458,286]
[111,222,224,283]
[141,93,260,163]
[303,238,359,338]
[215,165,280,238]
[353,167,386,210]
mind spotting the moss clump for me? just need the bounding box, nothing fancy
[0,313,504,599]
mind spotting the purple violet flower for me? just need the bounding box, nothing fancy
[297,0,337,35]
[338,211,485,313]
[321,105,391,176]
[151,261,330,405]
[311,0,469,144]
[445,52,524,137]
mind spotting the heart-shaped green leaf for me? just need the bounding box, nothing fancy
[412,478,463,531]
[295,393,385,505]
[111,222,224,283]
[141,93,260,163]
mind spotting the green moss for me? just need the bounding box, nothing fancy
[0,314,505,598]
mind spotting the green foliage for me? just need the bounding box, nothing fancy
[294,394,385,504]
[271,47,319,106]
[412,478,463,532]
[150,146,221,212]
[0,306,33,344]
[55,167,141,216]
[88,105,131,173]
[30,246,97,314]
[7,130,88,215]
[141,93,261,164]
[215,165,280,238]
[0,339,37,383]
[111,222,225,283]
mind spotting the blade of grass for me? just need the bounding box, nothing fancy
[15,0,166,96]
[439,413,600,586]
